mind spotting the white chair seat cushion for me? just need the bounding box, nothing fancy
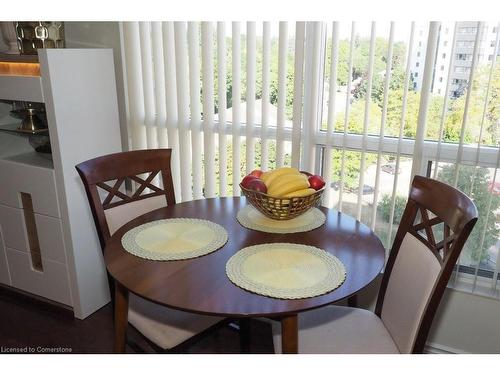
[128,294,224,350]
[271,305,399,354]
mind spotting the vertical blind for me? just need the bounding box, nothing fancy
[121,21,500,298]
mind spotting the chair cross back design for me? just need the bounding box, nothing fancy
[374,175,478,353]
[76,149,223,353]
[76,149,176,251]
[97,170,162,209]
[272,175,478,354]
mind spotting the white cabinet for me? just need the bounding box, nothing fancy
[6,247,71,305]
[0,49,122,318]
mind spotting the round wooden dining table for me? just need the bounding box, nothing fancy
[104,197,385,354]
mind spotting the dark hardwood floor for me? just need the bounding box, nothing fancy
[0,287,274,354]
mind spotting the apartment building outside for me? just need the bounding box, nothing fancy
[411,21,499,98]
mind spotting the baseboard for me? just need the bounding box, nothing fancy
[425,342,469,354]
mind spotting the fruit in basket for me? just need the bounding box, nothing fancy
[247,178,267,193]
[261,167,299,187]
[267,173,309,197]
[249,169,264,178]
[308,175,326,191]
[283,188,316,198]
[241,174,258,189]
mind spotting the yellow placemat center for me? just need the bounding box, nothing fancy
[226,243,346,299]
[237,206,326,233]
[122,218,228,261]
[242,247,330,290]
[135,222,216,254]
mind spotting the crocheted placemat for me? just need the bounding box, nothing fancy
[236,206,326,233]
[121,218,228,261]
[226,243,346,299]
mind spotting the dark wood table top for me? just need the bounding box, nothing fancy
[104,197,385,318]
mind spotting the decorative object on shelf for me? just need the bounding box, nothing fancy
[18,107,45,132]
[0,22,20,54]
[15,22,65,55]
[28,133,51,157]
[10,101,47,133]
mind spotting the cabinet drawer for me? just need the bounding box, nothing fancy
[0,204,27,251]
[0,160,60,218]
[0,231,11,286]
[0,204,66,264]
[6,247,71,306]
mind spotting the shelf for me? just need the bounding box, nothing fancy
[0,121,49,136]
[0,53,39,63]
[0,127,53,170]
[0,75,44,103]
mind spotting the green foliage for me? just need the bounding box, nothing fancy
[329,150,377,190]
[438,164,500,263]
[213,34,499,148]
[378,193,407,225]
[213,35,296,120]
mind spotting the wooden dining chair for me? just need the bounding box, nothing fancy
[76,149,225,352]
[271,175,478,354]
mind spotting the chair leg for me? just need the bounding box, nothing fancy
[239,318,251,353]
[114,281,129,353]
[347,295,358,307]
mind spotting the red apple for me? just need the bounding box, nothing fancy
[241,175,258,189]
[308,175,326,191]
[250,169,264,178]
[247,178,267,193]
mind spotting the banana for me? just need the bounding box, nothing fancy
[283,188,316,198]
[267,172,307,191]
[268,175,310,197]
[261,167,299,187]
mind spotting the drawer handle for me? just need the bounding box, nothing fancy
[20,192,43,272]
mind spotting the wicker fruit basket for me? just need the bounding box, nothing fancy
[240,184,324,221]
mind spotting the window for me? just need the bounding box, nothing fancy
[492,41,496,47]
[121,21,500,298]
[416,62,419,67]
[489,55,494,61]
[444,41,448,46]
[453,78,467,85]
[442,53,446,59]
[417,51,420,57]
[457,40,475,48]
[459,26,477,34]
[454,66,471,73]
[457,53,472,61]
[493,27,497,33]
